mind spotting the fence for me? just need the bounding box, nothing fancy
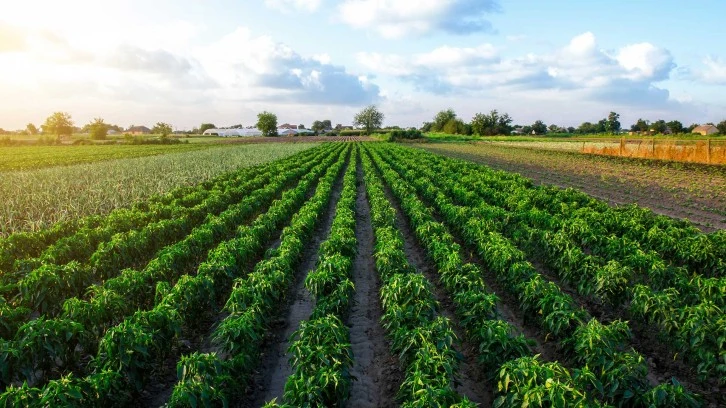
[580,138,726,165]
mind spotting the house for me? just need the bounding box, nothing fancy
[511,127,525,135]
[127,126,151,135]
[692,124,719,136]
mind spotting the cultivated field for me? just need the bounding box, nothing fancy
[0,142,723,407]
[422,142,726,231]
[0,143,318,236]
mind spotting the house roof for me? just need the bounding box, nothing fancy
[692,124,718,132]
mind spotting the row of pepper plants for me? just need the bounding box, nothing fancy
[400,145,726,384]
[0,145,330,337]
[164,145,350,408]
[266,148,359,407]
[0,144,343,400]
[359,147,474,407]
[364,145,603,407]
[0,145,335,345]
[371,144,701,407]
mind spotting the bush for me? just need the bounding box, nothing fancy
[339,130,365,136]
[390,129,423,140]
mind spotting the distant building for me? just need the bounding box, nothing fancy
[127,126,151,135]
[278,123,297,130]
[691,124,719,136]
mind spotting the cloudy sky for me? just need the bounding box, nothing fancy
[1,0,725,130]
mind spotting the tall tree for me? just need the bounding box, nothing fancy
[605,112,621,133]
[650,120,668,134]
[353,105,384,135]
[470,110,513,135]
[631,118,649,132]
[717,120,726,135]
[311,120,325,132]
[432,109,457,132]
[321,119,332,130]
[42,112,74,139]
[666,120,684,134]
[531,120,548,135]
[199,123,216,133]
[26,123,38,135]
[256,111,278,136]
[88,118,108,140]
[152,122,173,137]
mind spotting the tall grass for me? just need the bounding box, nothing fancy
[0,143,318,236]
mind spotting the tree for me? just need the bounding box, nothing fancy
[605,112,621,134]
[321,120,332,130]
[548,124,560,133]
[26,123,39,135]
[631,118,649,133]
[650,120,668,134]
[199,123,216,134]
[353,105,384,135]
[470,110,513,136]
[256,111,278,136]
[531,120,547,135]
[577,122,598,134]
[432,109,457,132]
[666,120,684,134]
[152,122,173,137]
[311,120,325,132]
[567,127,576,133]
[42,112,74,139]
[297,124,305,130]
[88,118,108,140]
[334,124,343,130]
[717,120,726,135]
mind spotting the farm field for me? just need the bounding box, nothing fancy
[421,142,726,231]
[0,143,318,236]
[0,142,723,407]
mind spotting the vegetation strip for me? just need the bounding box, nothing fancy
[163,146,350,407]
[373,144,703,406]
[0,145,343,404]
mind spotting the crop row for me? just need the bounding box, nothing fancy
[267,147,359,407]
[359,147,473,407]
[394,145,726,384]
[0,144,344,404]
[165,145,350,407]
[371,144,701,406]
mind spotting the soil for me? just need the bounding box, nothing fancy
[421,143,726,232]
[241,156,349,407]
[346,159,402,408]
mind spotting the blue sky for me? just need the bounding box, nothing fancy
[0,0,725,130]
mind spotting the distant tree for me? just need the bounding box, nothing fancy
[199,123,216,133]
[311,120,325,132]
[686,123,699,133]
[256,111,278,136]
[630,118,650,132]
[321,119,332,130]
[334,124,343,130]
[577,122,598,134]
[548,124,560,133]
[42,112,74,139]
[26,123,39,135]
[531,120,547,135]
[432,109,457,132]
[297,124,305,129]
[471,110,513,135]
[420,122,433,132]
[666,120,684,134]
[353,105,384,135]
[717,120,726,135]
[522,125,533,135]
[650,120,668,134]
[88,118,108,140]
[605,112,621,133]
[152,122,173,137]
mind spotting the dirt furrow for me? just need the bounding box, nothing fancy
[242,156,350,407]
[346,158,401,408]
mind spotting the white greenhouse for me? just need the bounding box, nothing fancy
[203,128,263,137]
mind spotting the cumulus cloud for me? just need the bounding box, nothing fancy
[265,0,322,13]
[697,56,726,84]
[358,32,676,106]
[200,28,380,105]
[339,0,499,38]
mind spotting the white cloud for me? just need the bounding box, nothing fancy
[698,56,726,84]
[265,0,322,13]
[339,0,499,38]
[357,32,676,107]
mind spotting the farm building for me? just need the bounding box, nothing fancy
[126,126,151,135]
[692,124,719,136]
[202,128,262,137]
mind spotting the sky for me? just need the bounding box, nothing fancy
[0,0,725,131]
